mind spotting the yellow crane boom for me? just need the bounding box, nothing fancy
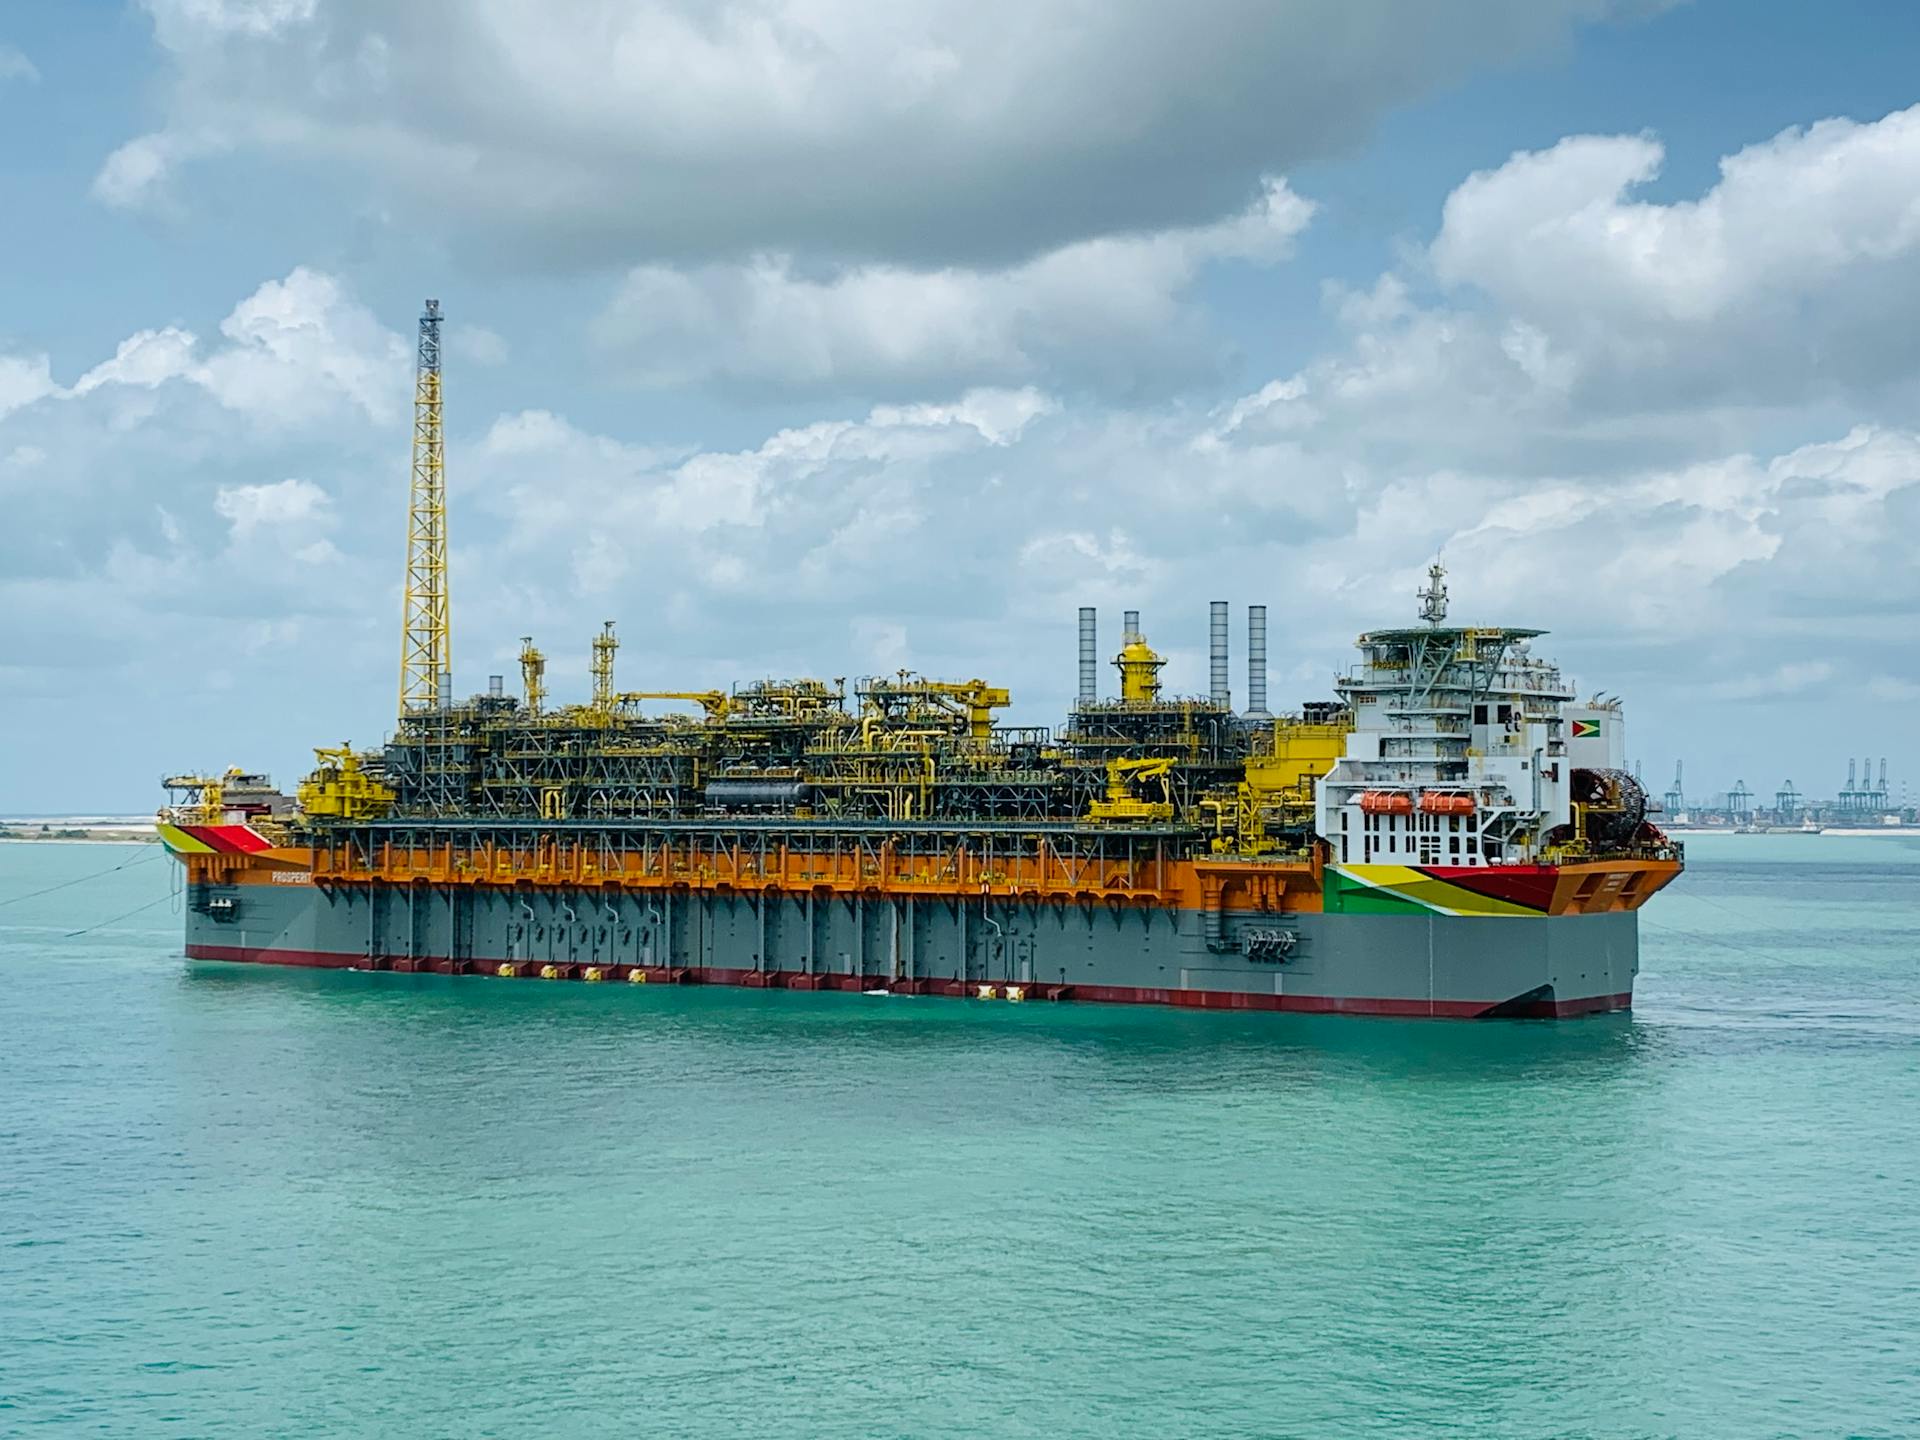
[1088,757,1177,823]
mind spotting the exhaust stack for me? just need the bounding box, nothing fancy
[1209,600,1230,709]
[1078,607,1097,706]
[1246,605,1270,718]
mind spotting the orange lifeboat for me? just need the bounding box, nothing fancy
[1419,792,1476,815]
[1359,790,1414,814]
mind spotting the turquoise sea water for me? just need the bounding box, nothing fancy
[2,835,1916,1438]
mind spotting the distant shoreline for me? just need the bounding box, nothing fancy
[0,827,158,845]
[1669,827,1920,838]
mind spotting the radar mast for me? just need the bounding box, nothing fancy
[1418,561,1449,626]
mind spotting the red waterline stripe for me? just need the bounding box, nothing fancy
[185,944,1630,1019]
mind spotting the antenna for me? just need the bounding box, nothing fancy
[398,298,450,712]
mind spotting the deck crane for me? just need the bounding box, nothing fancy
[1089,757,1177,823]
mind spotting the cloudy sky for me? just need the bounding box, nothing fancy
[3,0,1917,813]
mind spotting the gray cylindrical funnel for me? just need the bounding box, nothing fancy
[1246,605,1269,718]
[1123,608,1140,643]
[1078,607,1097,706]
[1209,600,1229,708]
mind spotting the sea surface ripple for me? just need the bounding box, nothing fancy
[2,834,1916,1438]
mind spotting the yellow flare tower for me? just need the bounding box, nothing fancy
[520,636,547,716]
[398,299,450,713]
[590,621,619,716]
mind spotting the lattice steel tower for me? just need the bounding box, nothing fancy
[399,299,450,712]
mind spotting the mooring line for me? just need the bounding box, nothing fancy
[63,891,176,938]
[0,844,165,907]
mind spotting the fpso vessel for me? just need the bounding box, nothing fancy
[159,302,1681,1018]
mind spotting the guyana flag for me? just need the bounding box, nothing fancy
[1571,720,1602,739]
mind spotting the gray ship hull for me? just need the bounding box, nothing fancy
[182,873,1638,1018]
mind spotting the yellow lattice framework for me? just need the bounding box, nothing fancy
[399,298,449,713]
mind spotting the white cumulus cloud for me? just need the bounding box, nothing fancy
[0,354,57,421]
[16,101,1920,806]
[107,0,1646,266]
[1435,111,1920,319]
[72,328,202,394]
[448,324,509,367]
[0,42,39,84]
[1427,104,1920,405]
[596,180,1314,391]
[199,268,410,422]
[90,131,228,212]
[50,268,410,427]
[141,0,318,46]
[214,477,332,536]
